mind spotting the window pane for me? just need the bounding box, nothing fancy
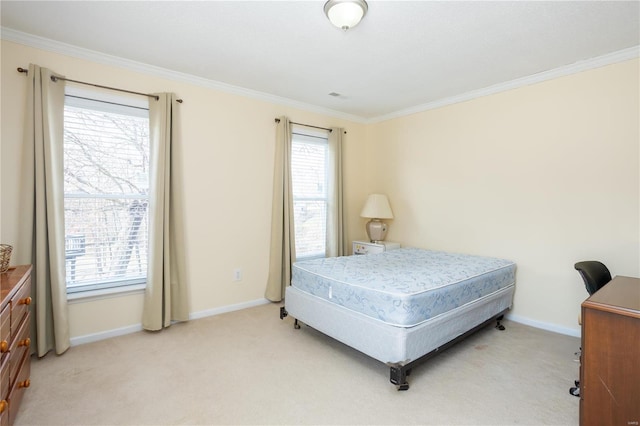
[291,141,326,199]
[291,134,328,259]
[65,197,148,289]
[64,101,149,291]
[293,200,327,259]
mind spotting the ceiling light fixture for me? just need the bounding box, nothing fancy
[324,0,368,31]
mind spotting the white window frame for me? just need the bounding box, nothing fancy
[63,86,150,295]
[291,127,330,260]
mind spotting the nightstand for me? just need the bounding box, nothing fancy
[353,240,400,255]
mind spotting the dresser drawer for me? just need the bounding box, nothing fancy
[0,355,8,403]
[0,305,9,357]
[0,398,7,426]
[8,354,30,426]
[10,277,31,338]
[8,313,30,389]
[0,295,12,410]
[0,304,9,385]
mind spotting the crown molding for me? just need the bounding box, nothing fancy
[1,27,367,124]
[3,27,637,125]
[369,45,640,123]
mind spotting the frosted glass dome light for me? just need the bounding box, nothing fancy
[324,0,368,31]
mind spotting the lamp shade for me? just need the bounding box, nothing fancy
[324,0,368,30]
[360,194,393,219]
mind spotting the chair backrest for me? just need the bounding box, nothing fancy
[574,261,612,295]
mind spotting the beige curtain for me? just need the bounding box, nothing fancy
[265,117,296,302]
[142,93,189,331]
[326,128,346,257]
[19,64,70,356]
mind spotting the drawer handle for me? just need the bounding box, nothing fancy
[0,340,7,353]
[0,400,6,414]
[18,338,30,348]
[18,378,30,389]
[19,296,32,306]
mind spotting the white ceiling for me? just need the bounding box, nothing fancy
[2,1,639,122]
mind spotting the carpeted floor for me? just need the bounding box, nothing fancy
[15,303,579,425]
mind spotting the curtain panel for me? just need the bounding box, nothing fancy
[265,117,296,302]
[265,120,346,301]
[142,93,189,331]
[19,64,71,356]
[327,128,346,257]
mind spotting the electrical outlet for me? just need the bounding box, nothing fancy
[233,268,242,282]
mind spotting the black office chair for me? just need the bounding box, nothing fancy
[574,261,612,296]
[569,260,612,397]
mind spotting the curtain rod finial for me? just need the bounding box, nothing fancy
[17,67,28,74]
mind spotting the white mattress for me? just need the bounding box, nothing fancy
[291,248,516,327]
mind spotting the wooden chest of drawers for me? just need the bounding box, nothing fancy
[0,266,32,426]
[580,276,640,426]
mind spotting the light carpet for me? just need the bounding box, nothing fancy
[15,303,579,425]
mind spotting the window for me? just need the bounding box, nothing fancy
[291,129,329,259]
[63,89,150,293]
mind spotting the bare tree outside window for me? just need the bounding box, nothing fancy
[63,101,149,291]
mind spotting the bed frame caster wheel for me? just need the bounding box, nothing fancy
[294,319,301,329]
[495,314,506,331]
[390,365,412,391]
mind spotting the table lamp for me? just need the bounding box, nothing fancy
[360,194,394,243]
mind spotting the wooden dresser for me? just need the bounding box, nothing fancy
[0,265,32,426]
[580,275,640,426]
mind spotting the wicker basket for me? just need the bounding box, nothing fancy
[0,244,12,273]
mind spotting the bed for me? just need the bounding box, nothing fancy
[279,247,516,390]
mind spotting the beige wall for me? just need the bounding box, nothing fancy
[1,40,367,340]
[2,39,638,341]
[364,59,640,334]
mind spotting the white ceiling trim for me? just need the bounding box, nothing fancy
[374,45,640,123]
[1,27,366,124]
[2,27,638,125]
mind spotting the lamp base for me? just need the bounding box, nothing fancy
[366,219,388,243]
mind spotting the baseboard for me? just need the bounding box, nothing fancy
[506,313,581,338]
[70,323,144,346]
[70,298,272,346]
[188,298,271,320]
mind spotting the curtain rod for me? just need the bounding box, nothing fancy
[17,67,183,103]
[275,118,343,134]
